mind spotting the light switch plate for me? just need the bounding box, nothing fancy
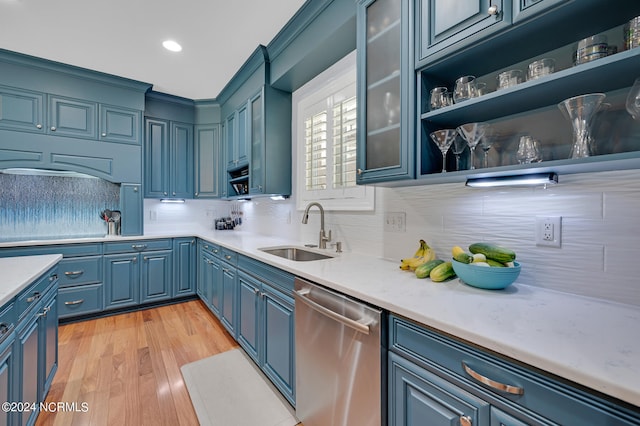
[384,212,406,233]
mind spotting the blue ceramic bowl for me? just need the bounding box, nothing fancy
[451,259,521,290]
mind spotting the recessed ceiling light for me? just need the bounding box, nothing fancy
[162,40,182,52]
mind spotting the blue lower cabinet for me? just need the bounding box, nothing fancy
[58,284,103,319]
[104,248,173,309]
[140,250,172,304]
[14,268,58,426]
[389,315,640,426]
[0,333,15,426]
[237,269,295,406]
[219,261,237,338]
[104,253,140,310]
[173,238,196,297]
[389,352,489,426]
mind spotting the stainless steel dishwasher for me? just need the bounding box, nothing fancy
[294,277,384,426]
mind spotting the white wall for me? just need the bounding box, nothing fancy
[145,168,640,307]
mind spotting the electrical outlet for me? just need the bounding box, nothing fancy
[384,212,406,232]
[536,216,562,247]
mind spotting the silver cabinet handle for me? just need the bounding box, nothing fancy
[37,306,51,318]
[49,273,57,281]
[36,124,42,129]
[143,256,148,261]
[225,255,231,260]
[50,126,56,131]
[462,362,524,395]
[191,240,195,245]
[132,257,138,263]
[488,4,499,15]
[131,244,147,250]
[101,132,107,137]
[26,292,41,303]
[253,288,260,296]
[213,249,219,254]
[64,299,84,306]
[295,289,372,335]
[460,415,472,426]
[64,270,84,277]
[0,323,9,335]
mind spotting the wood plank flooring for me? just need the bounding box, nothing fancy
[36,300,238,426]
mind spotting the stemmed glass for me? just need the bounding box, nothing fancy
[452,136,468,171]
[625,77,640,120]
[429,129,457,173]
[457,123,489,170]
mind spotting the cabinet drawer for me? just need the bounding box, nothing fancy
[103,239,172,254]
[58,284,103,318]
[16,267,57,319]
[58,256,101,287]
[0,243,102,258]
[389,315,640,425]
[200,241,221,257]
[238,255,294,295]
[218,247,237,265]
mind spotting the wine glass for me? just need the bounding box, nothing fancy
[457,123,489,170]
[516,136,541,164]
[451,136,468,171]
[429,129,457,173]
[479,137,494,168]
[625,77,640,120]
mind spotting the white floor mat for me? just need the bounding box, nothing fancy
[181,348,299,426]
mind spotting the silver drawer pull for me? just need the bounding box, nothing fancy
[225,255,232,260]
[0,323,9,335]
[26,292,41,303]
[64,270,84,277]
[462,362,524,395]
[131,244,147,250]
[64,299,85,306]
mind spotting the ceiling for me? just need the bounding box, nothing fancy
[0,0,306,100]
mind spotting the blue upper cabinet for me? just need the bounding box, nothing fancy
[0,85,45,133]
[512,0,567,23]
[356,0,415,184]
[0,49,150,185]
[416,0,512,65]
[144,92,195,199]
[48,95,98,139]
[218,45,291,199]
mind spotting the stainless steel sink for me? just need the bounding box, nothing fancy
[259,246,334,261]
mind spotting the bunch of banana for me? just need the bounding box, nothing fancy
[400,240,436,271]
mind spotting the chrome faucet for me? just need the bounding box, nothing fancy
[302,202,331,249]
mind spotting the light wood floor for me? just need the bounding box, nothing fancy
[36,300,238,426]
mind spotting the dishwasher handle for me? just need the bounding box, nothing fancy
[295,288,372,335]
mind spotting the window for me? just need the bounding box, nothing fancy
[293,51,374,211]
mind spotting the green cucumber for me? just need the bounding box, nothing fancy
[468,243,516,264]
[415,259,445,279]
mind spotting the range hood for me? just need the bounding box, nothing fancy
[0,168,99,179]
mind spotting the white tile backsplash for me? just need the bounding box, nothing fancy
[145,168,640,306]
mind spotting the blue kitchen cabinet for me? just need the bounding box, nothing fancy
[104,239,173,309]
[406,0,640,184]
[140,250,173,304]
[173,238,196,297]
[225,107,249,170]
[416,0,511,64]
[0,85,45,133]
[14,266,58,426]
[194,124,221,198]
[388,315,640,426]
[219,253,238,338]
[237,255,295,405]
[120,184,143,236]
[219,45,291,199]
[197,242,221,315]
[389,352,490,425]
[512,0,566,22]
[356,0,415,184]
[0,331,15,426]
[103,253,140,310]
[48,95,98,140]
[99,104,141,145]
[144,117,193,198]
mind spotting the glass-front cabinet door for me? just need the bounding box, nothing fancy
[249,91,264,194]
[356,0,415,184]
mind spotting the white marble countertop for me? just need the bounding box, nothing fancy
[1,231,639,408]
[0,254,62,306]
